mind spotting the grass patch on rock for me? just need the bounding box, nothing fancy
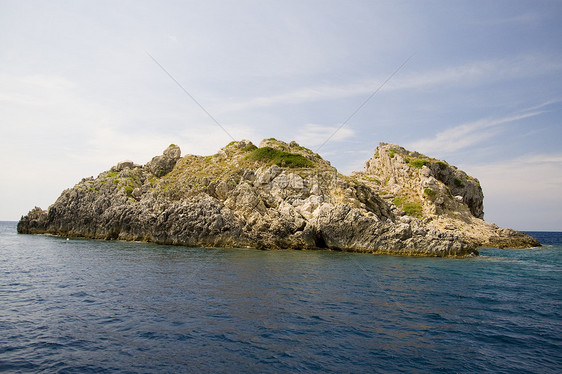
[437,161,448,170]
[424,188,437,198]
[407,158,428,169]
[403,202,422,217]
[242,144,258,152]
[454,177,465,188]
[393,195,423,218]
[245,147,314,168]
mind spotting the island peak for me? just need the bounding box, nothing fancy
[17,139,539,256]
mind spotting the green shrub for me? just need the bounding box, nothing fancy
[106,171,119,178]
[245,147,314,168]
[392,196,406,206]
[437,161,448,170]
[393,196,423,217]
[124,185,134,196]
[389,148,396,158]
[363,176,381,185]
[408,158,428,169]
[454,178,465,188]
[403,202,422,217]
[242,144,258,152]
[424,188,436,197]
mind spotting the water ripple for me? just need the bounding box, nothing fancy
[0,223,560,373]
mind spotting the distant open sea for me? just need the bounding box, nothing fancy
[0,221,560,373]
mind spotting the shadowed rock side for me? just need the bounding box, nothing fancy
[18,139,538,256]
[353,142,539,249]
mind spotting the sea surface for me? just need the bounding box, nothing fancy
[0,221,560,373]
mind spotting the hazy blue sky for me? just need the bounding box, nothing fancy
[1,0,561,230]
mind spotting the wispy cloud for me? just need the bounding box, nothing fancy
[407,111,545,155]
[488,12,541,26]
[390,54,562,91]
[215,54,562,114]
[217,82,375,113]
[520,98,562,112]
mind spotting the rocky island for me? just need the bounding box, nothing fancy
[18,139,539,257]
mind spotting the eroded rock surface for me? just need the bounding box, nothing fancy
[355,142,539,248]
[18,139,539,256]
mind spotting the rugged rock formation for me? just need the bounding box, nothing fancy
[354,142,539,249]
[18,139,539,256]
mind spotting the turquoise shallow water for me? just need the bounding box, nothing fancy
[1,221,561,373]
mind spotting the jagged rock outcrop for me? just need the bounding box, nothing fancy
[354,142,539,249]
[18,139,539,256]
[146,144,181,177]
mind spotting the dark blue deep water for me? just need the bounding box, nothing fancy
[1,221,561,373]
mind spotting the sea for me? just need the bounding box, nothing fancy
[0,221,560,373]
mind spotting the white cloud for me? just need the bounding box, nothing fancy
[463,153,562,230]
[466,153,562,194]
[407,111,545,155]
[216,55,562,114]
[391,54,562,91]
[217,82,374,113]
[521,98,562,112]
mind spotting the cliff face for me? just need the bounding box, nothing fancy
[355,143,539,249]
[18,139,539,256]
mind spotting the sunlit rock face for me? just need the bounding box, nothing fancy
[18,139,539,256]
[355,142,538,249]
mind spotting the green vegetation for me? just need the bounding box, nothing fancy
[106,171,119,178]
[424,188,437,198]
[124,185,134,197]
[242,144,258,152]
[403,202,422,217]
[244,147,314,168]
[437,161,448,170]
[454,178,465,188]
[393,195,423,218]
[362,176,381,185]
[389,148,396,158]
[392,196,406,206]
[407,158,428,169]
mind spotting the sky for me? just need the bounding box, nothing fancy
[1,0,561,231]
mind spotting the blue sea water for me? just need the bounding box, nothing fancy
[0,221,560,373]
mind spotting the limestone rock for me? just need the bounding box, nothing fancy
[17,138,539,256]
[112,160,136,172]
[357,142,539,248]
[146,144,181,177]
